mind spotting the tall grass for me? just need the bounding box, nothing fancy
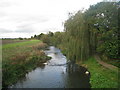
[2,40,51,87]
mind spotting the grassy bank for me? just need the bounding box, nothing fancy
[2,40,51,87]
[80,57,118,88]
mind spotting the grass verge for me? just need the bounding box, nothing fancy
[2,40,51,87]
[81,57,118,88]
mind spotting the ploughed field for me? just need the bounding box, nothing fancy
[2,40,29,45]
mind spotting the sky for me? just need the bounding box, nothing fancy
[0,0,105,38]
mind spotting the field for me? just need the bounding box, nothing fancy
[81,57,118,88]
[2,40,51,87]
[2,40,40,61]
[2,40,29,45]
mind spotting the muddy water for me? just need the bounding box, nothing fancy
[10,46,91,88]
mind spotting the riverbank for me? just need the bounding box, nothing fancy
[2,40,51,87]
[80,57,118,88]
[9,46,91,88]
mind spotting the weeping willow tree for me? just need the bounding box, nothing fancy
[64,11,90,63]
[47,1,119,63]
[62,1,119,63]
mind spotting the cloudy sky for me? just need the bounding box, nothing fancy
[0,0,104,38]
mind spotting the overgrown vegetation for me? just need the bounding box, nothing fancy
[2,40,51,87]
[33,1,120,66]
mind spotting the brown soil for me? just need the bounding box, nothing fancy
[2,40,28,45]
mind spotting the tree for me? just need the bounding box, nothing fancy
[19,37,23,40]
[37,33,44,40]
[34,34,37,39]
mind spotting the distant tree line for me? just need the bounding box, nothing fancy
[2,37,29,40]
[33,1,120,63]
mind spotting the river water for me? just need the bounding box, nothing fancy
[10,46,91,88]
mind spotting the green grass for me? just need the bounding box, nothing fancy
[2,40,51,87]
[2,40,40,61]
[2,40,40,49]
[82,57,118,88]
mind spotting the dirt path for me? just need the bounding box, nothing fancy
[94,55,118,72]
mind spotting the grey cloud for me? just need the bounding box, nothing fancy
[15,29,35,33]
[0,16,50,34]
[25,16,49,22]
[16,16,49,24]
[0,25,34,35]
[0,28,13,33]
[15,24,35,33]
[14,16,50,33]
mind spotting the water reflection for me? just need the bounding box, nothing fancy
[65,64,91,88]
[10,46,91,88]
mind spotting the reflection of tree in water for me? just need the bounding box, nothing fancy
[66,62,91,88]
[66,61,77,73]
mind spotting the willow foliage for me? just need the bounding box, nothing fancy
[63,11,90,62]
[40,2,119,62]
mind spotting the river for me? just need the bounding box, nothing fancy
[10,46,91,88]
